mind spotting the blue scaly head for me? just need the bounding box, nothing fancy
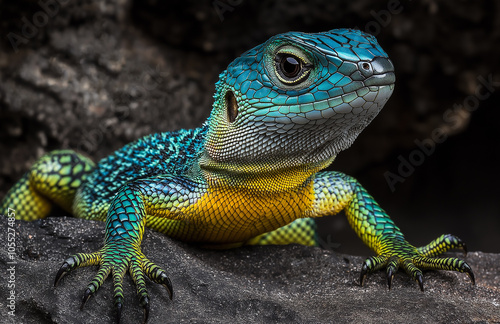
[200,29,395,183]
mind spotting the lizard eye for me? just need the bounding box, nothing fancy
[274,53,312,85]
[279,55,301,78]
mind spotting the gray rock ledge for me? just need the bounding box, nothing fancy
[0,217,498,324]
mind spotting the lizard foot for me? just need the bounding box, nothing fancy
[359,234,475,291]
[54,241,173,324]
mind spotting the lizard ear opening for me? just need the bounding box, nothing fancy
[225,91,238,123]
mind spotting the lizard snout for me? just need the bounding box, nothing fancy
[360,57,395,87]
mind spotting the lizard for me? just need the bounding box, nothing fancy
[1,29,474,323]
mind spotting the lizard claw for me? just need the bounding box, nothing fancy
[359,262,368,287]
[359,234,474,290]
[462,242,468,256]
[465,266,475,285]
[142,258,174,300]
[359,255,386,287]
[140,296,150,324]
[81,288,93,310]
[386,256,398,290]
[159,271,174,300]
[416,272,424,292]
[54,260,71,287]
[116,301,123,324]
[55,241,171,323]
[55,251,102,288]
[386,267,395,290]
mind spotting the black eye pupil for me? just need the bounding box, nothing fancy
[281,55,301,77]
[274,52,312,85]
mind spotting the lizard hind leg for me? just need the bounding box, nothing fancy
[245,218,319,246]
[1,150,95,220]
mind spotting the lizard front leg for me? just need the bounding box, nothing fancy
[311,171,475,290]
[54,175,194,323]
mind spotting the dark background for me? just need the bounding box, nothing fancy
[0,0,499,254]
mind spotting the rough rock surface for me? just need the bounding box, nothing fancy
[0,217,498,324]
[0,1,499,323]
[1,0,499,255]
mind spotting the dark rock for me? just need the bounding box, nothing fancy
[1,0,499,255]
[0,1,499,322]
[0,216,498,324]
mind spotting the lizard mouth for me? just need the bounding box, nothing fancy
[364,72,396,87]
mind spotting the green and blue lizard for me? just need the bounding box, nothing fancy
[1,29,474,323]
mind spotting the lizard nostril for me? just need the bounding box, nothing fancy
[362,63,371,70]
[225,91,238,123]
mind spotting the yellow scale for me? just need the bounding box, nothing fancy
[144,161,327,246]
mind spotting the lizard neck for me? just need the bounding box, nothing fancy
[198,153,336,192]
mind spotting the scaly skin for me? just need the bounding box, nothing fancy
[1,29,474,323]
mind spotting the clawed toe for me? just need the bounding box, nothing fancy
[54,243,173,324]
[54,261,72,287]
[359,254,474,291]
[415,272,424,292]
[417,234,469,258]
[463,262,475,285]
[360,262,368,287]
[385,257,399,290]
[358,234,474,290]
[54,252,102,288]
[116,301,123,323]
[143,259,174,300]
[81,288,93,310]
[140,296,150,324]
[159,272,174,300]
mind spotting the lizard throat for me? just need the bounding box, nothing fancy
[198,153,336,192]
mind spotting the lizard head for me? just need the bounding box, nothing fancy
[201,29,395,177]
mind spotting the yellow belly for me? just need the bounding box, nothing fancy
[145,180,315,244]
